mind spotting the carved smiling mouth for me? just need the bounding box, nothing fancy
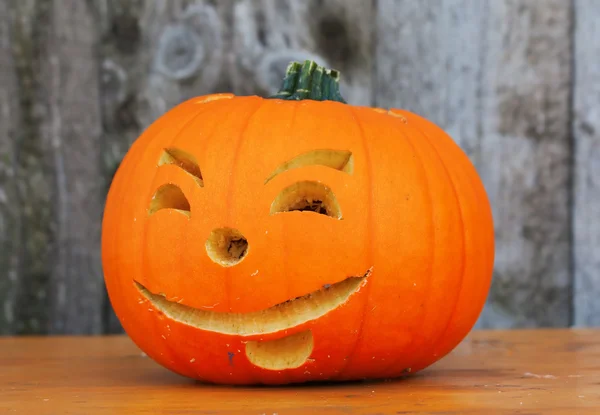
[135,269,370,336]
[135,269,370,370]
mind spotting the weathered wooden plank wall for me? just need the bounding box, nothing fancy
[1,0,105,334]
[0,0,20,334]
[377,0,573,328]
[573,0,600,327]
[231,0,374,105]
[0,0,596,334]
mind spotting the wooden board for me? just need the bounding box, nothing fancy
[375,0,573,328]
[573,0,600,326]
[1,330,599,414]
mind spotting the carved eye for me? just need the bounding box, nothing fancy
[148,184,191,217]
[270,181,342,220]
[148,148,203,217]
[265,149,351,220]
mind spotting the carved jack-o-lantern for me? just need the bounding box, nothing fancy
[102,61,494,385]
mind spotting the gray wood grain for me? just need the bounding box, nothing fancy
[478,0,573,328]
[4,0,55,334]
[232,0,374,105]
[38,0,105,334]
[95,0,231,176]
[135,0,229,127]
[0,0,106,334]
[0,0,21,334]
[93,0,229,161]
[573,0,600,326]
[375,0,486,157]
[0,0,595,332]
[95,0,228,174]
[376,0,573,328]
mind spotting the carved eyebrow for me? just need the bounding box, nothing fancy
[158,148,204,187]
[264,149,354,184]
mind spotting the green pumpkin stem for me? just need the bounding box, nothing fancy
[269,60,347,103]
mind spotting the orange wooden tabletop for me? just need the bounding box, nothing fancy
[0,330,598,414]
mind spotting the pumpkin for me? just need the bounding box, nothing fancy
[102,60,494,385]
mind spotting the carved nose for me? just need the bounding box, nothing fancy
[205,227,249,267]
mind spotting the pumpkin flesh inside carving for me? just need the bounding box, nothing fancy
[135,270,369,336]
[264,149,354,184]
[136,270,369,370]
[270,181,342,219]
[245,330,314,370]
[205,227,249,267]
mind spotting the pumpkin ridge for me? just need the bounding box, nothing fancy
[138,105,211,299]
[376,112,439,377]
[139,105,216,374]
[194,98,263,385]
[223,99,266,314]
[333,106,376,380]
[173,101,248,349]
[138,101,232,337]
[282,101,300,330]
[156,99,262,381]
[402,113,468,367]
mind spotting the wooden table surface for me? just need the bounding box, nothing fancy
[1,330,598,414]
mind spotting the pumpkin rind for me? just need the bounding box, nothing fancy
[102,62,494,385]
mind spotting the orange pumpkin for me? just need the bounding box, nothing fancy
[102,61,494,385]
